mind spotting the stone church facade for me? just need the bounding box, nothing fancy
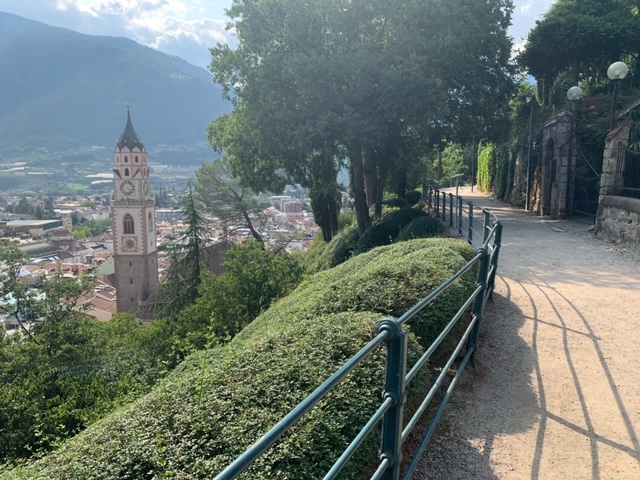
[111,109,159,317]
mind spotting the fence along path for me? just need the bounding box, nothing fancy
[416,189,640,479]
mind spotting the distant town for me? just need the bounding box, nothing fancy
[0,187,328,327]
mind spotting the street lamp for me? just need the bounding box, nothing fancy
[607,61,629,130]
[567,86,583,112]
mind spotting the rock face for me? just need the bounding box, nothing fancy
[596,195,640,254]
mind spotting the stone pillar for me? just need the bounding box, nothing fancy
[555,113,573,218]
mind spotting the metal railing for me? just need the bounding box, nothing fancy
[615,143,640,200]
[215,188,502,480]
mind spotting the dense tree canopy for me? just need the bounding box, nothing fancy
[518,0,640,104]
[209,0,514,236]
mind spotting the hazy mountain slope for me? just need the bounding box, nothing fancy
[0,12,228,160]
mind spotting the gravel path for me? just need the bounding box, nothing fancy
[415,189,640,480]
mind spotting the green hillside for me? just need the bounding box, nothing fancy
[0,12,229,163]
[1,238,475,479]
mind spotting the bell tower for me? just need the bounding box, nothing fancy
[111,107,158,316]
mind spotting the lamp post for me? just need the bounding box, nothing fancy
[607,61,629,130]
[525,96,539,212]
[567,86,583,112]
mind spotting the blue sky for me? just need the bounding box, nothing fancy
[0,0,555,69]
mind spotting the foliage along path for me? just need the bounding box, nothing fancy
[415,189,640,479]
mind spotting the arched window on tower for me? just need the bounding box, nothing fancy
[124,168,130,177]
[123,214,134,234]
[148,212,153,232]
[135,156,139,163]
[124,156,129,163]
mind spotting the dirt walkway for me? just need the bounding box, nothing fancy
[415,189,640,480]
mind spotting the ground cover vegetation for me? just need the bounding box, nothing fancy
[2,237,475,479]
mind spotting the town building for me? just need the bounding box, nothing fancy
[155,208,185,223]
[111,108,158,318]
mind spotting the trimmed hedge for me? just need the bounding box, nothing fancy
[396,216,445,242]
[2,238,476,480]
[405,190,422,206]
[356,208,427,252]
[4,312,422,480]
[381,197,410,209]
[242,239,476,351]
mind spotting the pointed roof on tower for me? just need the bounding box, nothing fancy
[116,106,144,151]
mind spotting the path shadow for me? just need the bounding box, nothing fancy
[413,275,539,479]
[523,276,640,479]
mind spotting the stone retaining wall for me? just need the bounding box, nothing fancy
[596,195,640,254]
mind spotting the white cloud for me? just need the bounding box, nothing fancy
[520,4,533,15]
[49,0,232,67]
[148,18,233,67]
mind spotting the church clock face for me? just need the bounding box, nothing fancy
[122,237,137,252]
[120,180,135,196]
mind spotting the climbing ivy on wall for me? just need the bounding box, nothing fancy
[493,144,512,200]
[477,143,495,193]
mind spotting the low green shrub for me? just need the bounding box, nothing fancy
[405,190,422,206]
[3,312,426,480]
[321,224,360,269]
[356,208,427,252]
[337,210,356,231]
[243,239,476,351]
[396,216,445,242]
[381,197,410,209]
[302,234,332,272]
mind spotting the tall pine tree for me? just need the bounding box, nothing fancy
[158,184,210,318]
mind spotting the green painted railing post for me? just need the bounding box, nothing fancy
[487,222,503,299]
[468,247,490,367]
[443,192,447,221]
[457,196,463,236]
[468,202,474,244]
[449,193,454,227]
[442,192,447,221]
[483,209,491,243]
[378,319,407,480]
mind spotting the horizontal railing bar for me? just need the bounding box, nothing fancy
[214,329,391,480]
[323,396,394,480]
[470,227,483,237]
[370,458,391,480]
[397,252,482,328]
[405,285,482,385]
[402,314,478,441]
[402,345,474,480]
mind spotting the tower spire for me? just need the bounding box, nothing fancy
[116,106,144,151]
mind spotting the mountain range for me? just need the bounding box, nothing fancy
[0,12,229,164]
